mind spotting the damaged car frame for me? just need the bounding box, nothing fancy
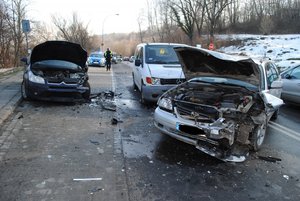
[21,41,91,102]
[154,46,283,162]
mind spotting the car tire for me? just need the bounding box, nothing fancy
[251,122,267,151]
[132,73,138,90]
[21,81,30,100]
[82,82,91,100]
[271,109,279,120]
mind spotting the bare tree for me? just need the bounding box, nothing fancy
[0,2,13,67]
[170,0,197,45]
[4,0,28,67]
[137,11,145,43]
[205,0,231,41]
[52,12,91,50]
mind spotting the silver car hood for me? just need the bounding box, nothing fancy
[30,41,87,67]
[174,46,261,87]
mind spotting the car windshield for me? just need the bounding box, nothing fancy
[189,76,258,91]
[145,45,180,64]
[90,54,103,58]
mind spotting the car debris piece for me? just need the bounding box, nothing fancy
[283,175,289,180]
[258,155,282,163]
[89,91,117,111]
[89,140,100,145]
[111,118,123,125]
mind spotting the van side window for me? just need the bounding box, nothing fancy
[135,47,143,61]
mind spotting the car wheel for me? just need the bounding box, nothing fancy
[82,82,91,100]
[271,109,279,120]
[251,122,267,151]
[132,73,138,90]
[21,81,30,100]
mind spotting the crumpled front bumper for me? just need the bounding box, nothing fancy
[154,107,247,162]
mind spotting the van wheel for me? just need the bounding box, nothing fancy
[132,73,138,90]
[140,85,148,105]
[251,122,267,151]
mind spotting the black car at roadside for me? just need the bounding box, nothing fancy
[21,41,91,102]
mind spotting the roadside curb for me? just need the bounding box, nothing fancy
[0,67,23,128]
[0,91,22,127]
[0,67,23,77]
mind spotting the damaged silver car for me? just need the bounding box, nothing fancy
[154,46,283,162]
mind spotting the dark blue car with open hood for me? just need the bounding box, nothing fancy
[21,41,91,102]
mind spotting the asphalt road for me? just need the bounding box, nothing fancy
[0,63,299,201]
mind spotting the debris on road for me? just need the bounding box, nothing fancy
[258,155,282,163]
[89,140,100,145]
[89,91,117,111]
[283,175,289,180]
[111,118,123,125]
[89,187,104,194]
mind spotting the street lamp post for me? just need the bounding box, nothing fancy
[101,13,119,52]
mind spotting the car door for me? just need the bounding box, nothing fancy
[133,46,144,91]
[265,62,282,98]
[282,66,300,103]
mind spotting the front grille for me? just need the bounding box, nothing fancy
[160,78,185,85]
[47,78,79,84]
[175,100,220,123]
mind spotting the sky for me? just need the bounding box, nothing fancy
[28,0,148,35]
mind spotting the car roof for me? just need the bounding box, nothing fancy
[137,43,188,47]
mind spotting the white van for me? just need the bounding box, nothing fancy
[131,43,186,103]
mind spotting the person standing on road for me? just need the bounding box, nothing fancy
[104,48,112,71]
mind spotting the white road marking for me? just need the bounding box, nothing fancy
[73,178,103,181]
[269,121,300,142]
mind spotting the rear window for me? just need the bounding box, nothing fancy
[90,54,103,58]
[145,45,180,64]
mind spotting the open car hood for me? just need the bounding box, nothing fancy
[30,41,87,67]
[174,46,261,87]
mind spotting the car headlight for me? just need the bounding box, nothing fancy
[158,97,173,111]
[28,70,45,84]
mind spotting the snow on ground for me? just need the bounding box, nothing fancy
[217,34,300,72]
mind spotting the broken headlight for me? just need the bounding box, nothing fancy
[158,97,173,112]
[28,70,45,84]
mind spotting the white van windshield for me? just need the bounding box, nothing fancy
[145,45,180,64]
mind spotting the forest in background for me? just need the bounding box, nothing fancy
[1,0,300,68]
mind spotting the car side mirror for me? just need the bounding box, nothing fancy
[284,74,292,79]
[20,57,28,65]
[135,59,142,67]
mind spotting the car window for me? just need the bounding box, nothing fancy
[266,63,279,87]
[145,45,180,64]
[90,54,103,58]
[135,47,143,61]
[290,66,300,79]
